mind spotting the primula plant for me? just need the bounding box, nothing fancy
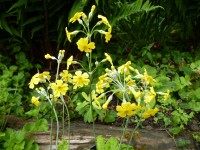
[29,5,112,149]
[94,55,170,148]
[29,5,170,150]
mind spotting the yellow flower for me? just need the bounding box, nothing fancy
[65,27,79,42]
[163,90,170,100]
[45,54,52,59]
[82,13,87,20]
[67,56,73,70]
[50,94,58,102]
[65,28,71,42]
[98,74,112,87]
[72,71,90,89]
[141,108,159,119]
[90,5,96,14]
[29,72,50,89]
[102,99,111,110]
[76,38,95,53]
[127,80,136,87]
[29,73,40,89]
[134,69,140,75]
[59,50,65,55]
[103,53,113,66]
[60,70,72,83]
[31,96,40,106]
[142,69,156,85]
[98,15,111,27]
[132,90,142,100]
[69,12,84,23]
[105,29,112,43]
[116,102,139,118]
[118,61,134,75]
[96,81,104,94]
[97,28,112,43]
[92,93,102,109]
[51,80,68,97]
[38,71,51,81]
[144,87,156,103]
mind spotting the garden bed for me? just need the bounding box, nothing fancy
[5,115,197,150]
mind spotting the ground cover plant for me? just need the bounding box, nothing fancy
[0,0,200,150]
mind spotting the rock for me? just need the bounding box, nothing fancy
[4,116,195,150]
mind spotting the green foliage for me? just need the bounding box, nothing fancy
[96,135,134,150]
[75,91,105,123]
[0,119,48,150]
[58,140,69,150]
[0,53,32,117]
[108,0,163,26]
[151,49,200,136]
[176,138,191,148]
[193,132,200,143]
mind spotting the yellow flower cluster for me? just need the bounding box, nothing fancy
[29,50,90,106]
[95,53,170,119]
[66,5,112,54]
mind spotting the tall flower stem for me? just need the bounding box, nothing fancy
[88,75,96,138]
[55,61,61,81]
[60,96,71,149]
[127,118,141,149]
[87,51,96,138]
[62,104,65,138]
[47,98,59,148]
[49,109,53,150]
[118,117,129,150]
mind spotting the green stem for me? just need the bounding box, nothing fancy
[47,98,59,148]
[165,129,178,149]
[60,96,71,149]
[55,61,61,81]
[89,52,92,72]
[87,51,96,139]
[119,117,129,150]
[89,93,96,138]
[127,118,141,149]
[49,110,53,150]
[62,104,65,139]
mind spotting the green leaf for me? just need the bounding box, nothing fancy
[14,130,25,144]
[111,0,162,26]
[106,136,119,150]
[25,109,40,118]
[141,65,157,77]
[169,126,183,135]
[82,92,89,101]
[75,101,89,114]
[96,135,106,150]
[0,132,5,137]
[31,25,45,38]
[104,110,117,123]
[0,17,12,35]
[24,140,33,150]
[7,0,28,13]
[23,119,48,132]
[189,101,200,112]
[23,16,44,26]
[13,141,25,150]
[180,75,191,87]
[58,140,68,150]
[177,138,191,148]
[141,0,163,12]
[190,60,200,69]
[84,109,93,123]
